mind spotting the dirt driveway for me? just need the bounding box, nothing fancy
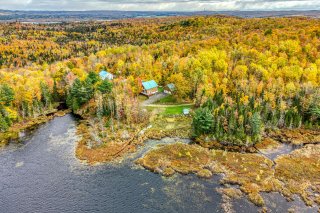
[141,92,168,106]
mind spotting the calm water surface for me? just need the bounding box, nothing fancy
[0,115,317,213]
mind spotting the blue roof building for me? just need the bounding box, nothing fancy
[142,80,158,90]
[99,70,114,81]
[141,80,158,96]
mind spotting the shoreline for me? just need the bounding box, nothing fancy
[73,114,320,209]
[1,111,319,210]
[0,109,71,147]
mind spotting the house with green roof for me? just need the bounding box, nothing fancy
[164,83,175,94]
[141,80,158,96]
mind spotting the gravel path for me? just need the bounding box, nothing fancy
[141,93,169,106]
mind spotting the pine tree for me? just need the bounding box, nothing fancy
[40,82,52,109]
[52,80,59,102]
[0,84,14,106]
[0,112,9,132]
[97,80,112,94]
[192,107,214,137]
[250,112,263,143]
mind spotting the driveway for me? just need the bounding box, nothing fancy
[141,92,168,106]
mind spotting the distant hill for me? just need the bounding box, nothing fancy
[0,10,320,22]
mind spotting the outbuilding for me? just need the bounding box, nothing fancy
[164,83,175,94]
[99,70,114,81]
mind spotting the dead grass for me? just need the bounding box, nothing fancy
[75,122,144,164]
[75,115,192,164]
[144,116,192,139]
[217,188,243,199]
[254,138,283,154]
[269,128,320,145]
[137,142,320,207]
[275,144,320,206]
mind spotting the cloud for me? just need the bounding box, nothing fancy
[0,0,319,11]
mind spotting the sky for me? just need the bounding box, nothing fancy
[0,0,320,11]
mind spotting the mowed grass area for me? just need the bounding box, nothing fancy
[155,95,177,104]
[146,104,193,115]
[163,105,191,115]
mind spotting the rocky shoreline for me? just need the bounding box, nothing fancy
[71,112,320,210]
[136,136,320,209]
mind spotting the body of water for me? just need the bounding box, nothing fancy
[0,114,316,213]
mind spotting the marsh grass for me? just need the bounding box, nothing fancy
[137,142,320,208]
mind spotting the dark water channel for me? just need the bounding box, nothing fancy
[0,115,317,213]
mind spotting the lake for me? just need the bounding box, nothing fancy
[0,114,316,213]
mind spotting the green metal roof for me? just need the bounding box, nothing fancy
[142,80,158,90]
[167,83,175,91]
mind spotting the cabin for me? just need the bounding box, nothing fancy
[141,80,158,96]
[164,83,175,94]
[99,70,114,81]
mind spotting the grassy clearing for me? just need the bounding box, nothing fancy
[145,116,192,139]
[155,95,177,104]
[163,105,188,115]
[145,104,193,115]
[163,105,193,115]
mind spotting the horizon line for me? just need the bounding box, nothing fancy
[1,9,320,12]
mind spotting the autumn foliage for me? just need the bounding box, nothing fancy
[0,16,319,143]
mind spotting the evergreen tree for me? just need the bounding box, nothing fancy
[97,80,112,94]
[52,80,60,102]
[40,82,52,108]
[87,71,99,85]
[67,78,94,111]
[0,113,9,132]
[0,84,14,106]
[192,107,214,137]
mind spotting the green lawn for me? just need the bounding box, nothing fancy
[158,87,164,93]
[163,105,191,115]
[155,95,177,104]
[145,105,193,115]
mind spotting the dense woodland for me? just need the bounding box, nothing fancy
[0,16,320,146]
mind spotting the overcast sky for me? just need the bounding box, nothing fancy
[0,0,320,11]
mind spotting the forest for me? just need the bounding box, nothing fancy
[0,15,319,146]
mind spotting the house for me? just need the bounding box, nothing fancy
[164,83,175,94]
[99,70,114,81]
[141,80,158,96]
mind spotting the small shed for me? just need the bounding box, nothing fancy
[142,80,158,96]
[164,83,175,94]
[183,108,190,115]
[99,70,114,81]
